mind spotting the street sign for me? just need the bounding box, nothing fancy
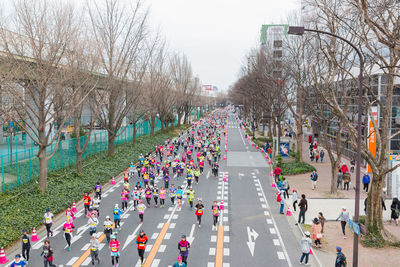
[348,219,360,235]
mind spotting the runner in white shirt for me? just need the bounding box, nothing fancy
[43,208,54,237]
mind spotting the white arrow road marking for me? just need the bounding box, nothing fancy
[206,171,210,179]
[255,169,259,174]
[122,223,142,250]
[246,226,259,256]
[187,224,196,244]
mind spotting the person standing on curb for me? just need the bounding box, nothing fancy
[296,194,308,225]
[337,170,343,190]
[335,246,347,267]
[299,231,312,266]
[292,189,298,212]
[390,197,400,225]
[282,178,289,199]
[311,218,322,248]
[274,165,282,183]
[336,207,350,239]
[279,190,285,214]
[310,170,318,190]
[320,149,325,162]
[318,212,326,233]
[362,172,371,192]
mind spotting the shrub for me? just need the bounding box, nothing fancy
[281,160,315,175]
[0,125,187,249]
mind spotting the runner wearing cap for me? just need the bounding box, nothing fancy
[300,231,312,265]
[137,200,147,224]
[90,234,100,266]
[178,235,190,266]
[109,235,120,267]
[136,230,148,266]
[10,254,26,267]
[113,204,123,230]
[104,216,113,243]
[21,229,30,263]
[43,208,54,237]
[172,256,187,267]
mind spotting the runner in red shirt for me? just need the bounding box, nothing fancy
[84,192,91,215]
[136,230,148,266]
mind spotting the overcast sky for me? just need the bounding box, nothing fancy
[147,0,301,91]
[1,0,301,92]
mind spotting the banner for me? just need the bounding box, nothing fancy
[202,85,212,91]
[367,106,378,172]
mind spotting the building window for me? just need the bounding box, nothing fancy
[274,40,282,48]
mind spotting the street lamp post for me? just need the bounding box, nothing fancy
[288,26,364,267]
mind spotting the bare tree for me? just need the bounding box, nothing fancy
[88,0,148,156]
[0,0,86,194]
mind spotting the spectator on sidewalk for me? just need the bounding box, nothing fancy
[362,172,371,192]
[337,170,343,190]
[318,212,326,233]
[282,178,289,199]
[340,162,349,174]
[310,170,318,190]
[292,189,298,211]
[274,166,282,183]
[364,196,386,215]
[315,150,320,162]
[320,149,325,162]
[390,197,400,225]
[279,190,285,214]
[309,150,314,162]
[336,207,350,239]
[350,158,355,173]
[343,173,351,191]
[311,218,322,248]
[300,231,312,266]
[335,246,347,267]
[296,194,308,225]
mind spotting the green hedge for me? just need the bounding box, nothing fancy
[281,160,315,175]
[0,125,188,249]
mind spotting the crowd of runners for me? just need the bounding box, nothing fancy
[10,110,228,267]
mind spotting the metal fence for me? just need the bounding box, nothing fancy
[0,118,169,191]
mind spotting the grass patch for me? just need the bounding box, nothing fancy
[0,124,188,249]
[281,159,315,175]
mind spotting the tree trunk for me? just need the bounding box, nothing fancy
[38,147,48,195]
[132,123,137,145]
[108,133,115,156]
[177,111,183,126]
[76,150,83,173]
[296,123,303,162]
[150,117,156,137]
[160,118,165,131]
[366,176,384,238]
[330,162,338,194]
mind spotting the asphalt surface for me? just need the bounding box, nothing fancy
[5,111,306,267]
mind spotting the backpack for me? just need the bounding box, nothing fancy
[276,194,282,202]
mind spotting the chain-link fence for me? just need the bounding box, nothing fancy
[0,118,168,191]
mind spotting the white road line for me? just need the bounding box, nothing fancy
[159,244,166,252]
[122,223,142,250]
[151,233,159,239]
[66,256,79,265]
[211,235,217,242]
[164,233,171,239]
[223,248,230,256]
[224,236,230,243]
[277,251,285,260]
[209,247,216,255]
[151,258,160,266]
[261,204,267,209]
[207,263,215,267]
[170,223,176,229]
[82,256,92,266]
[264,211,270,216]
[266,219,273,224]
[238,126,246,145]
[256,179,292,267]
[145,244,153,252]
[270,228,276,234]
[157,223,164,229]
[273,239,280,246]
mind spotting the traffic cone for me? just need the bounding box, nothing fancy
[268,160,271,165]
[286,206,292,216]
[0,247,8,264]
[272,182,276,188]
[72,202,77,213]
[251,143,254,147]
[309,248,313,255]
[111,176,116,185]
[223,176,227,182]
[270,172,273,176]
[223,155,226,161]
[31,227,39,242]
[225,148,227,152]
[255,145,258,149]
[220,200,224,210]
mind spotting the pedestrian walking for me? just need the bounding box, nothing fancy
[336,207,349,239]
[335,246,347,267]
[299,231,312,266]
[311,218,322,248]
[282,178,289,199]
[390,197,400,225]
[278,190,285,214]
[136,230,148,266]
[315,150,319,162]
[21,229,30,263]
[292,189,298,212]
[310,170,318,190]
[178,235,190,266]
[90,234,100,266]
[320,149,325,162]
[318,212,326,233]
[362,172,371,192]
[296,194,308,225]
[337,170,343,190]
[343,173,351,191]
[274,165,282,183]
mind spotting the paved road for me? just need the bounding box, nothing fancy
[6,111,307,267]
